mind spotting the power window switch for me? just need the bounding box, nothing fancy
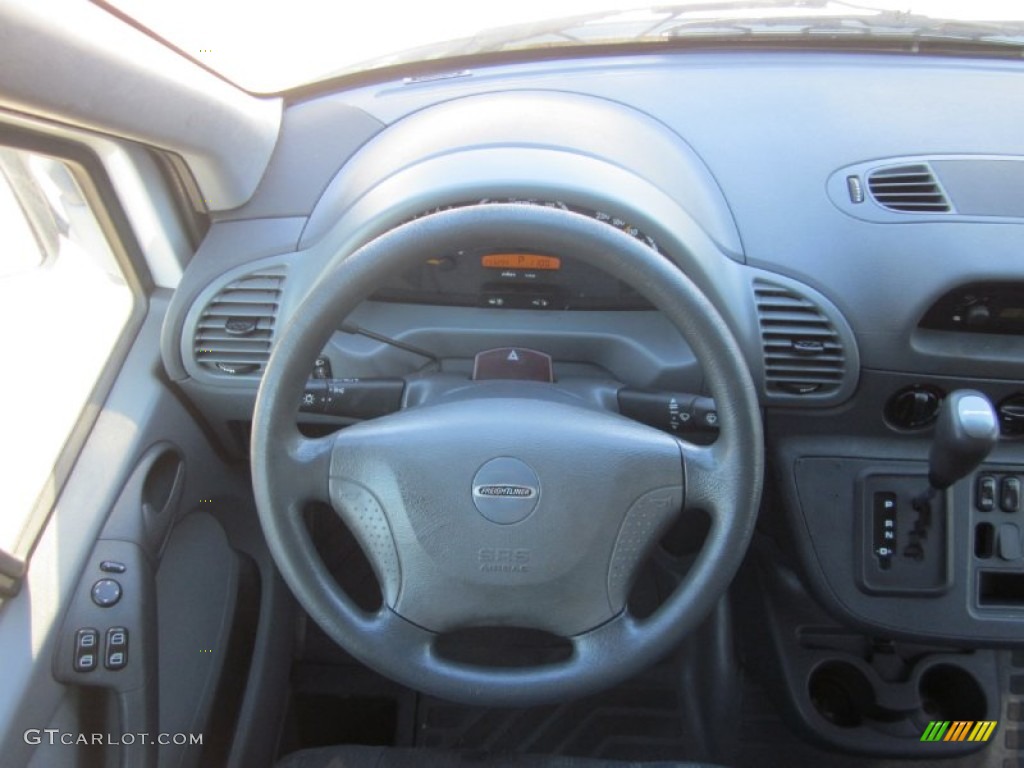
[977,475,997,512]
[106,652,125,670]
[105,627,128,670]
[74,629,99,672]
[1001,477,1021,513]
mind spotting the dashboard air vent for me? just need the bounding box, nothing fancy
[754,279,847,396]
[193,267,286,376]
[867,164,951,213]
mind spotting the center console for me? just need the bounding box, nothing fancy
[753,369,1024,756]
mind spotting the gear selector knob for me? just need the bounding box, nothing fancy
[928,390,999,490]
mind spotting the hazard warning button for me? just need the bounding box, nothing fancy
[472,347,553,382]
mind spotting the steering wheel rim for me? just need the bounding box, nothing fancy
[251,203,763,706]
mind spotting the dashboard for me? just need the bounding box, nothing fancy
[158,47,1024,756]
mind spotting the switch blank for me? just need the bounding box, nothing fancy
[998,524,1022,561]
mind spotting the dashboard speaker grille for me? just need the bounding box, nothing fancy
[754,279,847,396]
[867,164,951,213]
[193,267,286,376]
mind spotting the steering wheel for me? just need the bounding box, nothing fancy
[251,203,763,706]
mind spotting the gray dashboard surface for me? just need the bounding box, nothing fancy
[198,51,1024,386]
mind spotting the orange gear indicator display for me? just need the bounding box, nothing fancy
[481,253,561,271]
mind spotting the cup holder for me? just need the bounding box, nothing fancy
[808,657,989,739]
[808,661,876,728]
[918,664,987,722]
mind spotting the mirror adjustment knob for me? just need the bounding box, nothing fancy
[91,578,122,607]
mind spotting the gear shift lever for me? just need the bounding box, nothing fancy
[913,390,999,515]
[905,391,998,559]
[927,390,999,490]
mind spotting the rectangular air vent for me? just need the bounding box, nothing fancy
[193,267,285,376]
[754,280,847,396]
[867,164,951,213]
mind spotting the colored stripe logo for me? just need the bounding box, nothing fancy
[921,721,997,742]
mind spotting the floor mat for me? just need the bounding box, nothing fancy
[286,633,1021,767]
[413,661,694,762]
[286,533,1024,767]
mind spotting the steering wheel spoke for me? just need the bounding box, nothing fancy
[285,433,336,505]
[328,478,403,608]
[676,438,728,519]
[253,428,336,523]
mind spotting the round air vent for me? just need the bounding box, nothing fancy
[885,385,944,430]
[192,266,286,377]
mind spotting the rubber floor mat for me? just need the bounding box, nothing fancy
[413,661,698,761]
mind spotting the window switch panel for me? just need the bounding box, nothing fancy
[74,628,99,672]
[105,626,128,670]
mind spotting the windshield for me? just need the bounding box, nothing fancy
[101,0,1024,93]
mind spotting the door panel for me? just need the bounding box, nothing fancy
[0,292,283,768]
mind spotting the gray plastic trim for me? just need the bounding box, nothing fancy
[0,3,281,210]
[165,51,1024,421]
[776,435,1024,645]
[156,513,240,768]
[299,90,743,258]
[217,99,385,220]
[175,241,863,411]
[162,219,305,382]
[828,155,1024,224]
